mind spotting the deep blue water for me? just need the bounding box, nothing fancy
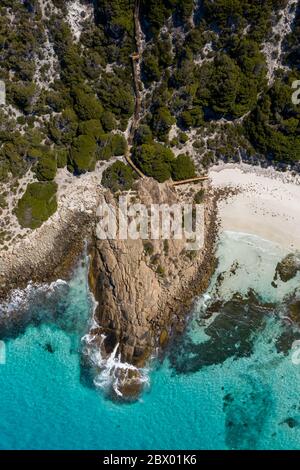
[0,233,300,450]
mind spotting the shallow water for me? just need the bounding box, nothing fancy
[0,232,300,450]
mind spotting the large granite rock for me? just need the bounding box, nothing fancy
[88,177,217,398]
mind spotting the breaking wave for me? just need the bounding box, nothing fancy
[81,298,150,398]
[0,280,68,315]
[0,280,69,338]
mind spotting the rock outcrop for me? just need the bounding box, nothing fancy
[88,177,218,399]
[275,252,300,283]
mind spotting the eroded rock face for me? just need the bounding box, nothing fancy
[88,177,217,397]
[275,252,300,283]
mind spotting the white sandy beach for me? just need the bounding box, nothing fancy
[210,163,300,251]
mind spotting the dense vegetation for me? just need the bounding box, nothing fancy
[1,0,300,228]
[0,0,134,185]
[102,160,136,192]
[137,0,300,166]
[15,181,58,229]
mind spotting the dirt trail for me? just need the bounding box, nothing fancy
[123,0,145,177]
[125,0,208,185]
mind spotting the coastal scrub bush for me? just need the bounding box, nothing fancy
[96,73,134,124]
[69,135,97,173]
[101,112,117,132]
[132,142,175,182]
[72,87,104,121]
[111,134,127,156]
[56,148,68,168]
[102,161,135,192]
[78,120,103,140]
[8,82,37,114]
[156,264,165,277]
[0,141,28,180]
[96,134,127,160]
[15,182,58,229]
[49,108,78,145]
[134,125,153,145]
[35,149,57,181]
[151,106,175,141]
[171,154,196,181]
[245,76,300,161]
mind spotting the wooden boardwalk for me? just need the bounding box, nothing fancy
[124,151,145,179]
[171,176,209,186]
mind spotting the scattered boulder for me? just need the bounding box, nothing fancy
[274,252,300,283]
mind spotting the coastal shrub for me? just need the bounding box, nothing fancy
[8,82,37,114]
[0,160,9,182]
[96,134,114,160]
[102,161,135,192]
[151,106,175,141]
[284,7,300,70]
[15,182,58,229]
[78,120,103,140]
[96,134,127,160]
[96,73,134,123]
[171,154,196,181]
[0,141,28,180]
[49,108,78,145]
[142,51,161,84]
[111,134,127,156]
[132,143,175,182]
[101,112,117,132]
[56,148,68,168]
[181,107,204,129]
[35,149,57,181]
[72,87,104,121]
[141,0,193,37]
[156,264,165,277]
[178,132,189,144]
[94,0,135,37]
[245,77,300,161]
[134,125,153,145]
[69,135,97,173]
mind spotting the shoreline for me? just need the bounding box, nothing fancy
[1,160,300,399]
[0,162,110,303]
[210,162,300,252]
[2,160,300,303]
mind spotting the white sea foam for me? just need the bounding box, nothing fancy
[0,279,68,315]
[82,298,150,398]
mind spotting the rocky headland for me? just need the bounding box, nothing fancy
[0,166,219,399]
[87,177,218,398]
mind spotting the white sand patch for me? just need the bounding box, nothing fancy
[210,163,300,251]
[66,0,94,43]
[262,0,298,83]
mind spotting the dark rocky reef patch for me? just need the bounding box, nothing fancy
[168,291,274,374]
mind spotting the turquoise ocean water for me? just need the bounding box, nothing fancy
[0,232,300,450]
